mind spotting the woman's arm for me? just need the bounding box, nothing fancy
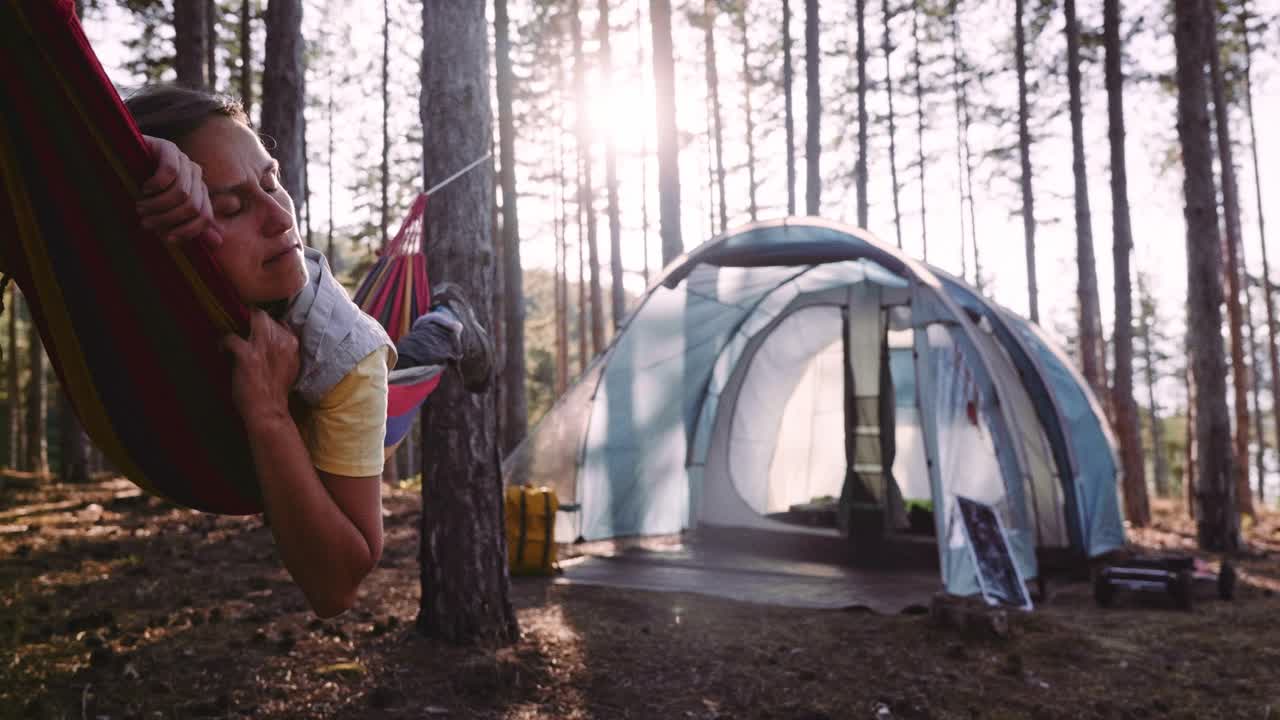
[225,310,384,617]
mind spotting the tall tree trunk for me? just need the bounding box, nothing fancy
[495,0,528,455]
[174,0,208,89]
[239,0,253,116]
[783,0,797,216]
[380,0,390,248]
[7,289,21,470]
[569,0,603,355]
[953,5,981,290]
[855,0,868,228]
[1206,0,1255,517]
[206,0,218,91]
[703,0,728,236]
[804,0,821,216]
[1104,0,1149,527]
[949,1,968,283]
[1185,356,1197,515]
[1065,0,1105,398]
[881,0,902,248]
[25,317,46,474]
[1242,3,1279,501]
[912,2,927,261]
[599,0,626,330]
[1015,0,1038,323]
[261,0,305,215]
[417,0,518,645]
[577,195,588,373]
[58,392,90,484]
[1173,0,1239,551]
[650,0,683,264]
[1138,275,1169,497]
[1246,278,1266,505]
[326,54,335,264]
[555,45,570,395]
[638,0,652,283]
[738,7,758,223]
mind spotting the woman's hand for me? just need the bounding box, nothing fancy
[221,309,300,427]
[136,135,222,248]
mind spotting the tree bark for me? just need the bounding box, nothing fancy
[7,288,21,470]
[738,7,758,223]
[495,0,528,455]
[260,0,305,216]
[380,0,390,248]
[1138,275,1169,497]
[1104,0,1149,527]
[1246,276,1266,505]
[25,312,46,474]
[239,0,253,116]
[703,0,728,237]
[1064,0,1105,398]
[949,1,968,283]
[569,0,603,355]
[174,0,208,89]
[804,0,821,216]
[599,0,626,330]
[637,0,652,283]
[1015,0,1038,323]
[58,391,91,484]
[1241,3,1279,503]
[1205,0,1254,517]
[555,45,570,395]
[1173,0,1239,551]
[881,0,902,248]
[855,0,868,228]
[783,0,797,216]
[206,0,218,91]
[650,0,683,265]
[1185,356,1197,514]
[951,3,981,291]
[912,2,928,261]
[417,0,518,645]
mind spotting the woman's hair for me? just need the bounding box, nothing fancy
[124,84,249,145]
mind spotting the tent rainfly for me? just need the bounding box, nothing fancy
[504,218,1125,596]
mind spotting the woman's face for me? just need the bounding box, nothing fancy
[181,116,307,305]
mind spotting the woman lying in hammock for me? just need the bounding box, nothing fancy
[125,85,493,617]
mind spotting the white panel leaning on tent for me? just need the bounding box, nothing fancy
[502,218,1126,597]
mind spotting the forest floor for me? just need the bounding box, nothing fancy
[2,477,1279,720]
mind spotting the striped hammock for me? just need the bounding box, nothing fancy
[0,0,440,514]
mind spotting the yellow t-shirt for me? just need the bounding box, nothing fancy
[293,347,393,477]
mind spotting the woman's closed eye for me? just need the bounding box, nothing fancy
[214,196,244,218]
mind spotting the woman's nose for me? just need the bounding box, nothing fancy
[261,191,295,236]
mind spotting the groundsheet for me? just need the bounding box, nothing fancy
[555,540,940,613]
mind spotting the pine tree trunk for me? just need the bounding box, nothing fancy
[380,0,390,248]
[570,1,604,354]
[555,48,570,395]
[1104,0,1149,527]
[738,7,758,223]
[25,317,46,474]
[327,57,335,263]
[954,6,980,290]
[703,0,728,236]
[949,2,968,283]
[239,0,253,116]
[1138,277,1169,497]
[881,0,902,248]
[1185,357,1197,515]
[577,202,588,373]
[495,0,528,455]
[650,0,683,265]
[1065,0,1105,398]
[1246,280,1267,505]
[855,0,868,227]
[596,0,626,332]
[1242,5,1279,500]
[1173,0,1239,551]
[1015,0,1038,323]
[804,0,821,216]
[58,392,90,484]
[174,0,208,89]
[783,0,796,216]
[261,0,305,215]
[912,2,928,261]
[417,0,518,645]
[206,0,218,91]
[7,289,21,470]
[1206,0,1254,517]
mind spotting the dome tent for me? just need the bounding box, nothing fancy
[504,218,1125,596]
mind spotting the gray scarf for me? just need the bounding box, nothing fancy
[280,247,395,405]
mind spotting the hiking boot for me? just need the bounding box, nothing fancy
[430,282,494,393]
